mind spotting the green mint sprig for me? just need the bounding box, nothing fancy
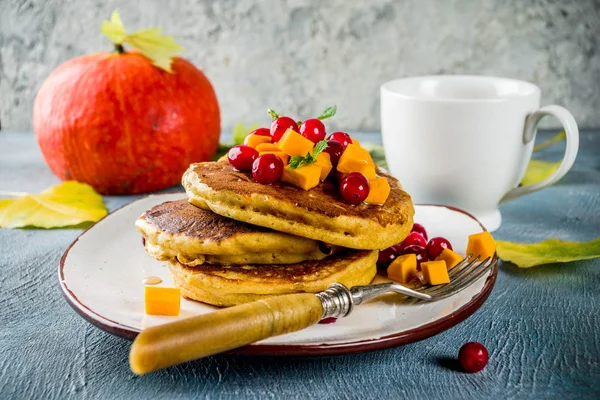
[316,105,336,120]
[267,109,280,121]
[289,140,328,170]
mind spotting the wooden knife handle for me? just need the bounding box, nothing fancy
[129,293,323,374]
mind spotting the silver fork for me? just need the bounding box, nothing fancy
[130,255,496,374]
[317,255,496,318]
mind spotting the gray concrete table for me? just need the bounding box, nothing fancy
[1,131,599,399]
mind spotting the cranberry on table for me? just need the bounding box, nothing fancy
[397,232,427,253]
[252,154,284,184]
[323,140,345,166]
[328,132,353,148]
[458,342,489,373]
[339,172,370,204]
[228,145,258,171]
[411,223,428,241]
[300,119,327,143]
[270,116,298,142]
[249,127,271,136]
[377,246,399,270]
[400,244,428,267]
[426,237,453,260]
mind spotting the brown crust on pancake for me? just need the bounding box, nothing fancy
[143,199,270,241]
[188,162,412,226]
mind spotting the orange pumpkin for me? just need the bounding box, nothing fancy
[33,51,220,194]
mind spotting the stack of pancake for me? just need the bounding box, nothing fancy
[136,160,414,307]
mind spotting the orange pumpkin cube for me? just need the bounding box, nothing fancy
[244,134,272,148]
[466,231,496,260]
[277,129,314,157]
[315,153,333,180]
[435,248,464,270]
[365,177,391,205]
[281,164,321,190]
[259,151,290,164]
[387,253,418,283]
[144,286,181,316]
[421,260,450,285]
[337,143,373,173]
[255,143,280,152]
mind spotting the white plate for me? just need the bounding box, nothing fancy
[59,194,497,356]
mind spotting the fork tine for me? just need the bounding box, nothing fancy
[419,255,481,294]
[425,257,494,299]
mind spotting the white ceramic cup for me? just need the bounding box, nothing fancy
[380,75,579,232]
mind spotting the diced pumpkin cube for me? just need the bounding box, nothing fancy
[315,153,333,180]
[144,286,181,316]
[365,177,391,205]
[259,151,290,164]
[421,260,450,285]
[337,143,373,173]
[244,134,272,148]
[466,231,496,260]
[255,143,280,152]
[387,253,417,283]
[435,248,463,270]
[281,164,321,190]
[277,129,314,157]
[357,165,377,181]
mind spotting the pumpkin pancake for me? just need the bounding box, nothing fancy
[182,161,414,250]
[168,249,378,306]
[136,199,335,266]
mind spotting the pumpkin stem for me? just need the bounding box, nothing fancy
[114,43,125,54]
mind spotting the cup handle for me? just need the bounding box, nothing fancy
[501,105,579,203]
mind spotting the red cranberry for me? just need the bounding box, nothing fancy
[411,223,428,241]
[252,154,283,184]
[397,232,427,253]
[400,245,428,268]
[458,342,489,373]
[426,237,453,260]
[270,116,298,143]
[249,127,271,136]
[228,145,258,171]
[318,317,337,324]
[328,132,353,148]
[323,140,344,166]
[141,236,146,246]
[339,172,370,204]
[377,246,399,270]
[300,118,326,143]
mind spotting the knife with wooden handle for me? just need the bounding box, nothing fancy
[130,292,324,375]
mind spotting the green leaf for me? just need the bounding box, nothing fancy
[497,238,600,268]
[289,156,304,169]
[0,181,107,229]
[312,140,328,158]
[317,105,337,120]
[267,109,280,121]
[520,160,560,186]
[533,131,565,152]
[101,9,184,73]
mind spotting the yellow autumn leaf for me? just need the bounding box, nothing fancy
[101,9,184,73]
[0,181,107,229]
[497,238,600,268]
[520,160,560,186]
[533,131,566,152]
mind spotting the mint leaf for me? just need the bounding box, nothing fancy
[289,156,304,169]
[267,109,280,121]
[312,140,328,158]
[317,105,337,120]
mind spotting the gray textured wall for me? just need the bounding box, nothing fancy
[1,0,599,132]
